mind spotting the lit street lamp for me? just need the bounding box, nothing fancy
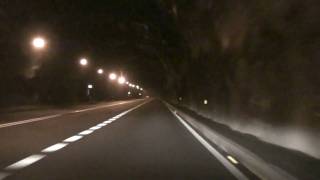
[80,58,88,66]
[118,76,126,84]
[109,73,117,80]
[32,37,46,49]
[97,68,104,74]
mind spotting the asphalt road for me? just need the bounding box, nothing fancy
[0,99,239,180]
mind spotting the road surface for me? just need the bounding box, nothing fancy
[0,99,248,179]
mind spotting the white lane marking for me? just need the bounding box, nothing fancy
[0,100,151,179]
[63,135,83,143]
[96,123,107,127]
[41,143,68,153]
[0,100,143,129]
[227,155,239,164]
[103,121,111,124]
[0,172,10,180]
[0,115,61,129]
[171,112,248,180]
[79,130,94,135]
[5,154,46,170]
[71,100,139,113]
[89,126,101,130]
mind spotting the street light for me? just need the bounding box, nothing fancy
[109,73,117,80]
[32,37,46,49]
[88,84,93,89]
[97,68,104,74]
[118,76,126,84]
[80,58,88,66]
[128,91,131,95]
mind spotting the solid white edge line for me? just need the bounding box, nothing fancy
[0,172,10,180]
[0,115,61,128]
[169,109,248,180]
[0,99,144,129]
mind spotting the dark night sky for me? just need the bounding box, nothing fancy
[0,0,177,94]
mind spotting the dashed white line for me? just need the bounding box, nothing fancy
[89,126,101,130]
[63,135,83,143]
[79,130,94,135]
[96,123,107,127]
[1,99,151,179]
[42,143,68,153]
[5,154,46,170]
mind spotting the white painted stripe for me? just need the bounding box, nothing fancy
[96,123,107,127]
[171,112,248,180]
[0,100,151,180]
[5,154,46,170]
[71,100,141,113]
[0,99,143,129]
[63,135,83,143]
[89,126,101,130]
[79,130,94,135]
[42,143,68,153]
[0,172,10,180]
[0,115,61,129]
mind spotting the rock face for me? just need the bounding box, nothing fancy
[160,0,320,158]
